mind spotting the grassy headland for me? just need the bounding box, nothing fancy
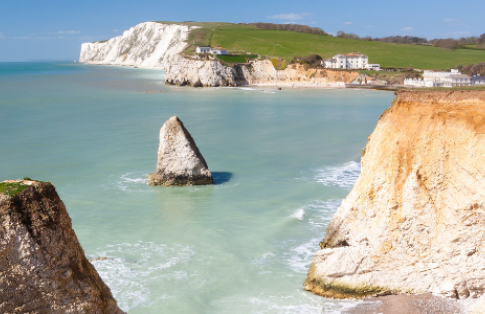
[211,29,485,69]
[154,22,485,70]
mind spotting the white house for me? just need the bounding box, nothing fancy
[210,47,228,55]
[404,69,472,87]
[322,53,369,69]
[472,76,485,85]
[196,46,211,54]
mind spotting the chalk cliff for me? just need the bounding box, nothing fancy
[146,116,213,186]
[165,57,357,87]
[0,180,125,314]
[304,91,485,302]
[79,22,357,87]
[80,22,192,68]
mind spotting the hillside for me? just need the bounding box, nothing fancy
[154,22,485,70]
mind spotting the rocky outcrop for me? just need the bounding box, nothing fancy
[79,22,358,87]
[0,180,125,314]
[146,116,213,186]
[79,22,192,68]
[165,57,357,87]
[304,91,485,301]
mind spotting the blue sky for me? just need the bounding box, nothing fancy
[1,0,484,61]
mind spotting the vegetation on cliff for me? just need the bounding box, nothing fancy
[161,21,485,70]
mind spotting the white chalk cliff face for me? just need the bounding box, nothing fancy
[80,22,357,87]
[80,22,192,68]
[304,91,485,302]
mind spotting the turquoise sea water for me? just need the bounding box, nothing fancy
[0,62,394,314]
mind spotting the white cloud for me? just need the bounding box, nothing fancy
[113,29,118,32]
[0,32,6,38]
[267,13,303,20]
[402,27,414,31]
[366,25,374,28]
[343,22,353,25]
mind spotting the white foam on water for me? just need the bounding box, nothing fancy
[314,161,361,189]
[285,238,321,273]
[291,208,305,220]
[283,199,343,273]
[88,242,194,312]
[306,199,343,230]
[111,172,149,192]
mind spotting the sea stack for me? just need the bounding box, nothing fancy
[146,116,213,186]
[304,91,485,302]
[0,179,125,314]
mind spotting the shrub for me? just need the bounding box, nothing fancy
[269,58,288,70]
[302,54,323,65]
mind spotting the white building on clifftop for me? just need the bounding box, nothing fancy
[323,53,369,69]
[404,69,472,87]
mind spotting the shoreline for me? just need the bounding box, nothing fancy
[343,293,476,314]
[80,62,397,91]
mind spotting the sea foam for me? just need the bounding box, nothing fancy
[314,161,361,189]
[89,242,194,312]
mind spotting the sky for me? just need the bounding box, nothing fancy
[1,0,484,61]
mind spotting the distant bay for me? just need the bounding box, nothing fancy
[0,62,394,314]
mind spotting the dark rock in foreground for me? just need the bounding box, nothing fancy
[146,116,213,186]
[0,179,125,314]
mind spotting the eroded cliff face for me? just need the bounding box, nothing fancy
[304,91,485,301]
[165,58,358,87]
[79,22,192,68]
[0,180,125,314]
[79,22,357,87]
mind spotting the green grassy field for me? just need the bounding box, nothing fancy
[155,22,485,70]
[211,29,485,69]
[216,54,258,63]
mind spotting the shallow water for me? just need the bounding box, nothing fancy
[0,62,394,313]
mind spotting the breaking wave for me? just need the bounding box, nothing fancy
[313,161,361,189]
[88,242,194,312]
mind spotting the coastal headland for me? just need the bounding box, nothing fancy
[79,21,485,88]
[304,90,485,312]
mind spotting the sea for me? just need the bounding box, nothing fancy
[0,62,394,314]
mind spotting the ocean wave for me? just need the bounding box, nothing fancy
[113,172,149,192]
[291,208,305,220]
[284,199,343,273]
[313,161,361,189]
[88,242,194,312]
[285,238,321,273]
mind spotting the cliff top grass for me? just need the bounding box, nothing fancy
[159,21,485,70]
[0,178,44,197]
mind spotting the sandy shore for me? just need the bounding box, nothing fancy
[342,294,477,314]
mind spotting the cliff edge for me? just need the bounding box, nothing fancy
[304,91,485,302]
[0,180,125,314]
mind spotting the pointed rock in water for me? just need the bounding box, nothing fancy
[0,179,125,314]
[146,116,213,186]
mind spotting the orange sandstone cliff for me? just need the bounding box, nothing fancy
[304,91,485,303]
[0,180,125,314]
